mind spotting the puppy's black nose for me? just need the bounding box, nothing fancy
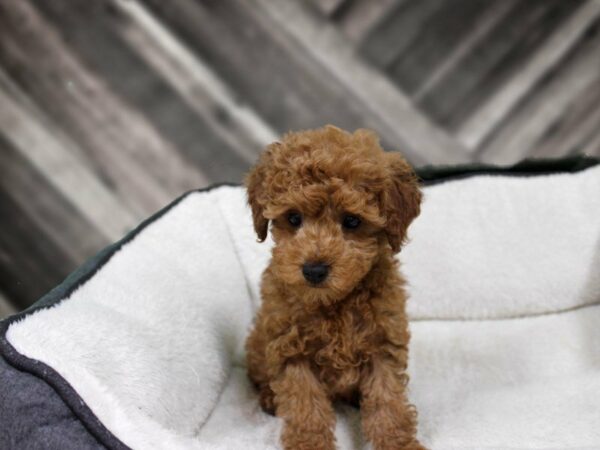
[302,262,329,284]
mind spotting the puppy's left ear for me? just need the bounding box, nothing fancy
[383,152,422,253]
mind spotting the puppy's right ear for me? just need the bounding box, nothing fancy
[383,152,422,253]
[245,152,270,242]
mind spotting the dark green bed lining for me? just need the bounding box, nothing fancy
[416,155,599,184]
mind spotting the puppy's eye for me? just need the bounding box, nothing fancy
[287,211,303,228]
[342,214,361,230]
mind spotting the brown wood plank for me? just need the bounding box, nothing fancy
[476,20,600,164]
[417,0,582,130]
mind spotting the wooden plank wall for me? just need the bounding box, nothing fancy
[1,0,599,315]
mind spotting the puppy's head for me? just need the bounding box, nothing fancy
[246,125,421,305]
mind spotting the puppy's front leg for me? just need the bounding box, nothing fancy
[360,357,425,450]
[271,361,336,450]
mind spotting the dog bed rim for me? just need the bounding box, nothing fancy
[0,156,597,450]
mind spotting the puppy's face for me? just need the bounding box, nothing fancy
[246,126,421,306]
[267,180,384,305]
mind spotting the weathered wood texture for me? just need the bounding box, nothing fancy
[0,290,15,319]
[0,0,598,314]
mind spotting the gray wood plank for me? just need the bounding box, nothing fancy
[141,0,467,164]
[28,0,251,184]
[0,290,16,318]
[417,0,580,130]
[0,72,139,242]
[337,0,402,43]
[0,133,110,265]
[113,0,277,162]
[459,0,600,151]
[0,132,109,309]
[413,0,516,102]
[306,0,349,17]
[579,128,600,158]
[531,71,600,159]
[0,0,209,217]
[0,188,78,310]
[387,0,495,95]
[359,0,445,69]
[140,0,376,136]
[249,0,470,164]
[476,22,600,164]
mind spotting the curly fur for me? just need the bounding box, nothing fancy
[245,125,425,450]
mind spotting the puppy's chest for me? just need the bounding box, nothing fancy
[299,306,379,372]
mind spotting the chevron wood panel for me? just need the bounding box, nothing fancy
[0,0,598,314]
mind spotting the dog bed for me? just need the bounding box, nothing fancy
[1,157,599,450]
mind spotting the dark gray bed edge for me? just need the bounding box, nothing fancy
[0,354,107,450]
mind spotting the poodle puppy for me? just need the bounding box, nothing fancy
[245,125,424,450]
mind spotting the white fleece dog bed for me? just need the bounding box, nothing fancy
[1,159,599,450]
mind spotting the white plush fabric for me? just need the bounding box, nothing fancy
[7,165,600,449]
[403,168,600,320]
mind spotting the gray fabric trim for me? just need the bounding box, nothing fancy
[0,355,106,450]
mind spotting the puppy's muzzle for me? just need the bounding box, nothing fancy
[302,262,329,285]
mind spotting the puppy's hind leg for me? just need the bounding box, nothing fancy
[246,327,275,415]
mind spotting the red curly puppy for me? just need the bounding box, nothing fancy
[245,125,425,450]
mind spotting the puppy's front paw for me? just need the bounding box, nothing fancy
[363,407,423,450]
[281,425,336,450]
[399,440,427,450]
[373,438,427,450]
[407,441,427,450]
